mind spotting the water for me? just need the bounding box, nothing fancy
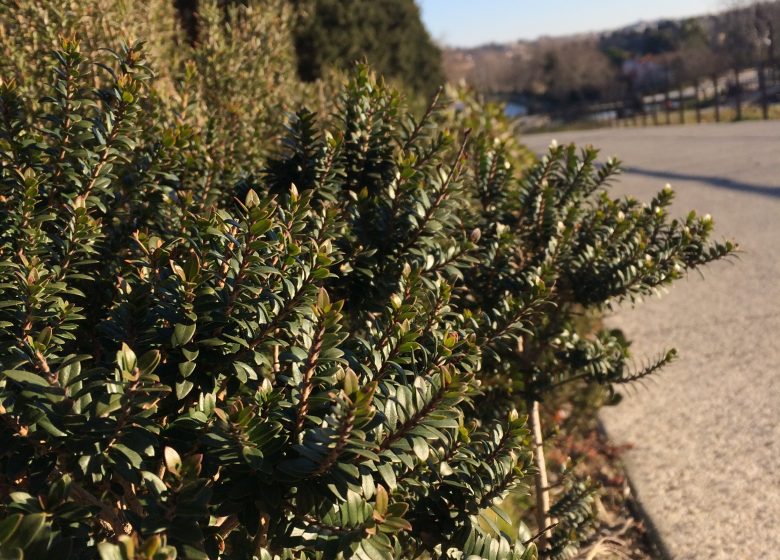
[504,102,528,118]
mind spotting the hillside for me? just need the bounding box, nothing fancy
[443,1,780,117]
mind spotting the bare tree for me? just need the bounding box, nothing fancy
[752,2,780,117]
[679,19,719,122]
[720,1,762,119]
[764,1,780,81]
[522,38,618,117]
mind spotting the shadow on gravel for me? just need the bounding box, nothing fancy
[623,166,780,199]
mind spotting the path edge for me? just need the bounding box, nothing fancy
[596,419,674,560]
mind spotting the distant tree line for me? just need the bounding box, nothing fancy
[445,0,780,121]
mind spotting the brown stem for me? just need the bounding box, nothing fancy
[216,515,240,539]
[294,319,326,437]
[272,344,280,374]
[80,102,127,202]
[396,130,470,256]
[253,512,270,555]
[312,407,355,476]
[241,268,316,357]
[33,350,54,383]
[115,476,145,518]
[216,226,238,289]
[70,480,130,537]
[528,399,552,553]
[374,378,448,455]
[712,74,720,123]
[522,520,561,547]
[677,82,685,124]
[401,85,442,151]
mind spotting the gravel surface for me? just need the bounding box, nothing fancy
[525,122,780,560]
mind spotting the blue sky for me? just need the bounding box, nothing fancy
[417,0,718,47]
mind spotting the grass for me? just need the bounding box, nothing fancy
[521,103,780,134]
[617,104,780,127]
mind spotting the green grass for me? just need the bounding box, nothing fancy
[521,104,780,134]
[618,104,780,127]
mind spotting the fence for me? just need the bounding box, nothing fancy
[552,65,780,129]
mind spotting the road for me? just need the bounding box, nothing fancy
[524,122,780,560]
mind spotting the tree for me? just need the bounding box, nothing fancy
[760,1,780,80]
[750,2,778,118]
[678,19,720,122]
[719,3,761,119]
[291,0,444,95]
[506,38,619,118]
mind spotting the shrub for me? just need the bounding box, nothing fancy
[0,35,734,560]
[1,0,302,180]
[265,68,735,557]
[0,40,534,560]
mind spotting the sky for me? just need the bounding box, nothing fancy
[417,0,720,48]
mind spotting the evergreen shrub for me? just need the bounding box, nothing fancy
[0,21,734,560]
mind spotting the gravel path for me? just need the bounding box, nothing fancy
[524,122,780,560]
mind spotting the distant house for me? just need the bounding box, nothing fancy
[622,56,667,90]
